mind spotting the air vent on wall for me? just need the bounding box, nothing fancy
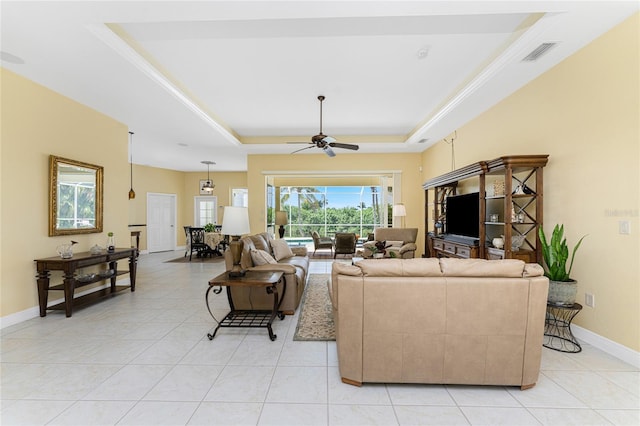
[522,42,557,62]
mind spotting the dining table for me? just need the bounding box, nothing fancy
[205,232,225,255]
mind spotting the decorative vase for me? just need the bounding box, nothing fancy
[492,237,504,249]
[107,234,115,253]
[548,279,578,306]
[56,244,74,259]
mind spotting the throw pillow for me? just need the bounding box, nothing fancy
[271,239,294,261]
[251,249,277,266]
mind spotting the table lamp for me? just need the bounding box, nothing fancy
[392,203,406,228]
[221,206,250,277]
[275,211,288,239]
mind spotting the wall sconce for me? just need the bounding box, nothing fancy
[128,131,136,199]
[221,206,250,277]
[201,160,215,193]
[393,203,406,228]
[275,211,288,239]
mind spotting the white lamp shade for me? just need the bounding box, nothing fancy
[221,206,250,236]
[275,211,288,226]
[392,204,407,217]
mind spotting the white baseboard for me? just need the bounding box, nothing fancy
[0,278,131,330]
[572,324,640,369]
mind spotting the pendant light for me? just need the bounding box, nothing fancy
[201,160,215,192]
[128,131,136,199]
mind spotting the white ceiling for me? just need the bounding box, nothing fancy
[2,1,638,172]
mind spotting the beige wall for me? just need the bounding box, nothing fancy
[1,69,130,317]
[421,13,639,351]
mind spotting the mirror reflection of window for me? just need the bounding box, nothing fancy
[57,163,97,229]
[49,155,103,236]
[232,188,248,207]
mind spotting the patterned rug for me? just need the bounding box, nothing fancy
[293,274,336,341]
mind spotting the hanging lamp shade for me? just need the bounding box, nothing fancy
[201,160,215,192]
[128,131,136,199]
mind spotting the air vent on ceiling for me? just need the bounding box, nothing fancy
[522,42,557,62]
[418,138,429,144]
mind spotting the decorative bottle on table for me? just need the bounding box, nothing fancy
[107,232,115,253]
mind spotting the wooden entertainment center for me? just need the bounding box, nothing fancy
[423,155,548,263]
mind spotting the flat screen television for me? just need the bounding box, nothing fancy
[445,192,479,239]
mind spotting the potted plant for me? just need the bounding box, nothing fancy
[538,224,586,306]
[371,240,390,258]
[203,223,215,232]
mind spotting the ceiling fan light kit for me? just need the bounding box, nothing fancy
[290,95,360,157]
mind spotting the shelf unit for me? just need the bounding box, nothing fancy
[423,155,548,262]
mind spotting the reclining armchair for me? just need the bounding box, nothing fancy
[362,228,418,259]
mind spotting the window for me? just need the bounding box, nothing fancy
[231,188,248,207]
[194,196,217,227]
[279,186,384,238]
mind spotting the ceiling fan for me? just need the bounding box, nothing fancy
[290,95,360,157]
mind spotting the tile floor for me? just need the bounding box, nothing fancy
[1,250,638,425]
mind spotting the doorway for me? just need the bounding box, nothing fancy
[147,193,177,253]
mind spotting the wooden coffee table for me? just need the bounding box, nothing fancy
[206,270,285,341]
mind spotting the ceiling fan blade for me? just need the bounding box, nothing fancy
[323,146,336,157]
[322,135,336,143]
[329,142,360,151]
[291,145,315,154]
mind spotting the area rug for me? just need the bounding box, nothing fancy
[164,255,224,263]
[293,274,336,341]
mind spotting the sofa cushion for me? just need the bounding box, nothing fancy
[271,239,294,261]
[440,258,525,277]
[373,228,418,244]
[251,249,277,265]
[357,258,443,277]
[249,233,271,253]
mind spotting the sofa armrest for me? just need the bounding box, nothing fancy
[291,246,308,257]
[248,263,297,275]
[399,242,417,254]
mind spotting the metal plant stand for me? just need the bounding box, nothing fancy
[543,302,583,353]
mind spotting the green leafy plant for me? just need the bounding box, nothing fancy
[203,223,215,232]
[538,224,586,282]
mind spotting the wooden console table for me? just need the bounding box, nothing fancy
[35,248,137,317]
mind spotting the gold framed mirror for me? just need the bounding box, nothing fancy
[49,155,103,236]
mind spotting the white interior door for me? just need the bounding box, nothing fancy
[147,193,176,253]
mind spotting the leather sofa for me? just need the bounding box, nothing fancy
[224,232,309,314]
[329,257,549,389]
[362,228,418,258]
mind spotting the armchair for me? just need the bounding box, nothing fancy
[311,231,333,256]
[333,233,357,258]
[362,228,418,259]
